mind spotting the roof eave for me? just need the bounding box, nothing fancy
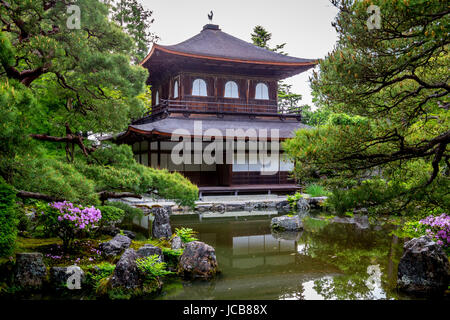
[140,44,318,68]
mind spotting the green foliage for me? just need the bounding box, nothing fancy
[0,80,38,181]
[14,158,98,205]
[393,220,427,240]
[301,105,332,127]
[162,247,183,259]
[1,0,149,134]
[287,192,303,211]
[326,113,368,127]
[0,177,17,257]
[104,201,144,223]
[161,247,183,269]
[277,83,303,114]
[251,25,286,53]
[97,206,125,227]
[109,0,159,63]
[150,169,199,208]
[285,0,449,215]
[136,255,173,279]
[325,179,401,215]
[305,184,330,197]
[85,262,116,294]
[80,143,198,207]
[175,228,198,243]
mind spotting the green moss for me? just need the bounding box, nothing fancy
[106,278,162,300]
[130,238,171,251]
[15,237,62,252]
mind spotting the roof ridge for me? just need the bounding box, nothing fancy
[149,26,316,65]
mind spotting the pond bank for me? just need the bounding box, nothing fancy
[110,194,327,216]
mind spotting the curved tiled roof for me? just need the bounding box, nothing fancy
[141,24,316,66]
[124,117,309,140]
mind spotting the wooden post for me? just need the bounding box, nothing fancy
[147,139,151,167]
[157,139,161,168]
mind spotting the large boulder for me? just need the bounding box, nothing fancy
[50,265,85,289]
[271,215,303,231]
[152,207,172,239]
[137,244,163,262]
[178,241,219,278]
[99,234,132,256]
[109,248,141,289]
[14,252,47,289]
[397,236,450,295]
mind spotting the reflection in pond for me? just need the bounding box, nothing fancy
[157,213,410,300]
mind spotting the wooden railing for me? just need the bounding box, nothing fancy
[141,98,303,121]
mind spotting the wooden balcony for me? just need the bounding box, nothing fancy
[138,98,303,122]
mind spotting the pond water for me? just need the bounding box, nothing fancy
[156,212,414,300]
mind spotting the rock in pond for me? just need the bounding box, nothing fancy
[297,197,310,213]
[109,248,141,289]
[137,244,163,262]
[178,241,219,278]
[99,234,132,256]
[271,215,303,231]
[271,230,303,241]
[50,266,85,289]
[275,200,291,212]
[397,236,450,295]
[152,207,172,239]
[14,252,47,289]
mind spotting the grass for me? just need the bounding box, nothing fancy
[305,184,330,197]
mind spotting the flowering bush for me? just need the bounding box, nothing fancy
[419,213,450,250]
[37,201,101,251]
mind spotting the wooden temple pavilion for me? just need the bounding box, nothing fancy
[116,24,317,196]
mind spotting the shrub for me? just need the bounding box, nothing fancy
[97,205,125,229]
[136,254,173,279]
[36,201,101,251]
[85,262,116,294]
[394,220,428,239]
[0,177,17,257]
[419,214,450,254]
[161,247,183,268]
[287,192,303,211]
[305,184,330,197]
[175,227,198,243]
[104,201,144,224]
[325,179,399,214]
[13,158,98,205]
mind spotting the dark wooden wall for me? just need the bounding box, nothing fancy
[153,72,278,108]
